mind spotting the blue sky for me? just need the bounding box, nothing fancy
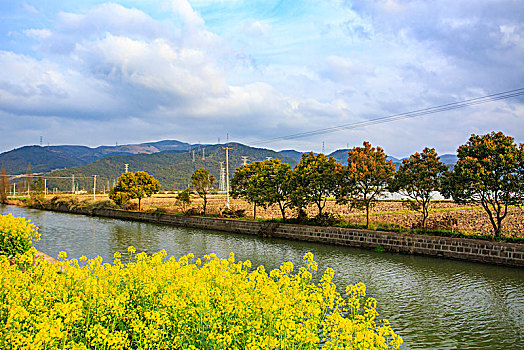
[0,0,523,157]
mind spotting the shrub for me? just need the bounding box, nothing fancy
[0,214,40,258]
[0,250,402,349]
[221,208,246,218]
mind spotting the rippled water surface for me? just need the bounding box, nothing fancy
[2,205,523,349]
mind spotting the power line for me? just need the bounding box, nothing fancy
[253,88,524,145]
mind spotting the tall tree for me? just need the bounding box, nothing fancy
[254,159,293,220]
[289,152,339,217]
[230,162,265,218]
[337,142,395,228]
[390,148,448,229]
[0,166,10,204]
[109,171,160,210]
[441,132,524,237]
[191,168,215,215]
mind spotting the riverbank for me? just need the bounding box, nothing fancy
[30,202,524,268]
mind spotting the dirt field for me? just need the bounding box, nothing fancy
[138,194,523,237]
[29,193,524,237]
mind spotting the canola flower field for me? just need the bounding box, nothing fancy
[0,213,403,350]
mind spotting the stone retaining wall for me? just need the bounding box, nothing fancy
[47,206,524,268]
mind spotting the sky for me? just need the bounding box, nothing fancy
[0,0,523,157]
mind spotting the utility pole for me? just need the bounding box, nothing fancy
[44,179,47,198]
[13,183,16,196]
[93,175,97,200]
[322,141,325,154]
[202,148,205,161]
[72,175,75,194]
[219,162,225,191]
[224,146,231,208]
[241,156,248,166]
[124,164,129,173]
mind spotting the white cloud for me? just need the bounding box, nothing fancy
[0,1,522,155]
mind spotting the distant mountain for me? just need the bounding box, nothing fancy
[0,140,191,175]
[43,143,297,191]
[0,146,87,175]
[1,138,459,181]
[278,149,303,162]
[439,154,458,166]
[327,149,350,165]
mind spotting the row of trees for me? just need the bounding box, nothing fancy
[231,132,523,237]
[103,131,521,237]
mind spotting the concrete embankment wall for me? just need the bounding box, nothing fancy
[46,205,524,268]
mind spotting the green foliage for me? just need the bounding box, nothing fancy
[221,208,246,218]
[175,188,192,214]
[441,131,524,237]
[109,171,161,210]
[230,162,267,218]
[289,152,340,217]
[337,142,396,228]
[109,186,129,208]
[0,214,40,258]
[191,168,215,215]
[232,159,293,220]
[390,148,448,228]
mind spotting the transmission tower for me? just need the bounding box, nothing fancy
[124,164,129,173]
[241,156,248,166]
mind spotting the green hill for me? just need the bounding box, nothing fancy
[0,140,191,175]
[43,143,297,191]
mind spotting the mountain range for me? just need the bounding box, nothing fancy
[0,140,458,190]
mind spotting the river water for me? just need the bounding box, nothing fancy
[1,205,523,349]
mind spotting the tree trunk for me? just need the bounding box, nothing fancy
[138,198,141,211]
[422,203,428,230]
[203,196,207,215]
[365,202,370,229]
[253,203,257,220]
[279,203,286,221]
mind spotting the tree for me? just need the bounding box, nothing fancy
[230,162,266,219]
[175,188,192,214]
[255,159,293,220]
[289,152,339,217]
[109,171,161,210]
[441,132,524,237]
[390,148,448,229]
[191,168,215,215]
[337,142,395,228]
[0,166,10,204]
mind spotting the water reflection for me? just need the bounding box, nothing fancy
[1,205,523,349]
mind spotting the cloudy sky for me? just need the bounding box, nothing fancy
[0,0,523,157]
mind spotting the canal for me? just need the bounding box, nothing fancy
[1,205,523,349]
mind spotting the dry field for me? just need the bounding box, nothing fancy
[33,193,524,237]
[138,194,523,237]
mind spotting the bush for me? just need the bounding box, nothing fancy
[221,208,246,218]
[0,250,403,349]
[0,214,40,258]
